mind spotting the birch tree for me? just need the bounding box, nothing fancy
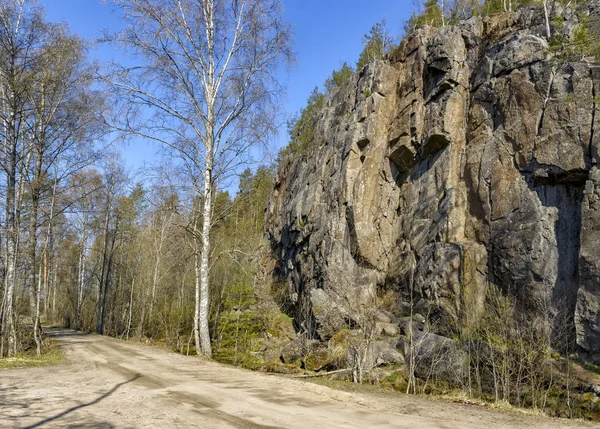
[104,0,292,356]
[25,22,104,352]
[0,0,106,355]
[0,0,42,357]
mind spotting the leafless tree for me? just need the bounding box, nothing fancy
[102,0,293,356]
[0,0,44,357]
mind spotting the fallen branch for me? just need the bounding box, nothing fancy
[293,369,352,378]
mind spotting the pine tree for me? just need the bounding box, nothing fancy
[357,19,394,70]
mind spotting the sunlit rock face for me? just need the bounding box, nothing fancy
[266,5,600,362]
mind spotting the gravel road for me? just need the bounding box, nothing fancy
[0,329,595,428]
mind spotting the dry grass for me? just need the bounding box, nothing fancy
[0,338,64,370]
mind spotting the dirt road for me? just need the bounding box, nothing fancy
[0,329,595,428]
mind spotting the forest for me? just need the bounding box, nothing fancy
[1,0,600,422]
[0,0,293,360]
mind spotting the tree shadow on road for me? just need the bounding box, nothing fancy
[65,424,116,429]
[23,374,140,429]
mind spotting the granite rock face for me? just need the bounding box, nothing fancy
[266,6,600,362]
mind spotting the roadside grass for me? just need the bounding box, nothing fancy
[306,373,595,423]
[0,338,64,370]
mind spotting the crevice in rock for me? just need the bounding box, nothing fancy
[426,82,457,104]
[485,173,494,288]
[589,68,596,163]
[425,83,454,105]
[537,66,555,137]
[376,222,391,267]
[344,204,378,271]
[532,160,589,186]
[388,131,409,147]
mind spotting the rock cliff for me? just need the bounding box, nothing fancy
[266,5,600,363]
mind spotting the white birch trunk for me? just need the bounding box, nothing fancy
[195,0,216,358]
[199,163,213,357]
[2,84,18,357]
[76,208,88,328]
[149,249,160,322]
[543,0,551,39]
[193,240,202,354]
[149,214,169,322]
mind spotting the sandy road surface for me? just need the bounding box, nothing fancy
[0,329,595,428]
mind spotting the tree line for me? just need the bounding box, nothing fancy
[0,0,292,359]
[0,0,106,356]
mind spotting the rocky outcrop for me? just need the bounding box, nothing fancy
[266,5,600,362]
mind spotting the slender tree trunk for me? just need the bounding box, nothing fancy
[194,0,217,358]
[126,277,134,340]
[100,222,118,335]
[76,210,88,329]
[51,257,57,317]
[43,247,48,318]
[138,293,146,338]
[34,173,58,351]
[30,139,44,355]
[149,223,166,323]
[2,234,17,357]
[34,264,43,356]
[0,82,5,357]
[198,153,213,357]
[543,0,551,39]
[118,247,125,334]
[96,196,112,334]
[193,238,202,355]
[2,104,18,357]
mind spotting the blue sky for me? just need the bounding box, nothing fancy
[42,0,414,173]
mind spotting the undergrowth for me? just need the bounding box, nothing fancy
[0,338,64,370]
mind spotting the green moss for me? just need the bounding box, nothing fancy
[0,339,64,370]
[383,370,409,392]
[264,310,294,337]
[304,349,333,371]
[263,361,303,374]
[213,279,294,370]
[330,328,353,347]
